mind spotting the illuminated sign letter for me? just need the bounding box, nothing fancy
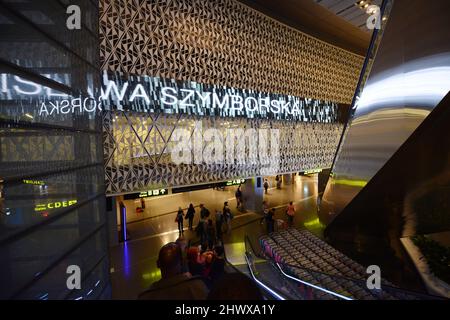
[39,103,49,116]
[280,100,291,115]
[83,97,97,112]
[71,98,82,113]
[259,97,270,114]
[60,100,71,114]
[49,101,60,115]
[13,76,41,95]
[230,95,244,112]
[291,101,300,116]
[161,87,177,106]
[244,97,259,112]
[129,84,150,104]
[180,89,195,108]
[270,100,281,114]
[196,91,211,108]
[101,80,129,104]
[212,93,229,109]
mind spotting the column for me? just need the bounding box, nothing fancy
[283,173,293,185]
[241,177,264,214]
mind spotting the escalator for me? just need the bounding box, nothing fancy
[223,232,445,300]
[223,234,353,300]
[242,235,351,300]
[223,239,293,300]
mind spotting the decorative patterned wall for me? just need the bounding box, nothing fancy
[99,0,364,104]
[103,110,343,194]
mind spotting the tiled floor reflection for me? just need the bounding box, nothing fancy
[109,175,322,299]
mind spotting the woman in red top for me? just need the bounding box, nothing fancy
[286,201,295,227]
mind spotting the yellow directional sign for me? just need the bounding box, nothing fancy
[34,199,78,212]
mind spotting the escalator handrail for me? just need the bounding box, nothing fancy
[275,262,353,300]
[244,252,287,300]
[245,235,353,300]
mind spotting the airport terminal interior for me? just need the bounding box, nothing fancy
[0,0,449,301]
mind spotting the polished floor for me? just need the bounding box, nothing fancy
[109,174,323,299]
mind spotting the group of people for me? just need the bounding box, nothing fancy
[186,244,225,285]
[139,240,263,300]
[175,202,234,247]
[261,200,296,234]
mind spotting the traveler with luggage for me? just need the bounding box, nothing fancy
[286,201,295,227]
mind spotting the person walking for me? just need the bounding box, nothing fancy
[286,201,295,227]
[222,201,233,234]
[260,200,269,224]
[235,186,242,210]
[176,207,184,235]
[265,208,275,233]
[215,209,223,241]
[263,179,269,194]
[186,203,195,230]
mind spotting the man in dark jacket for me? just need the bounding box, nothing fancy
[185,203,195,230]
[265,208,275,233]
[200,203,210,219]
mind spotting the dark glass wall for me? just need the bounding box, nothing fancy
[0,0,110,299]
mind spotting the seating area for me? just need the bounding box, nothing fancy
[259,228,420,300]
